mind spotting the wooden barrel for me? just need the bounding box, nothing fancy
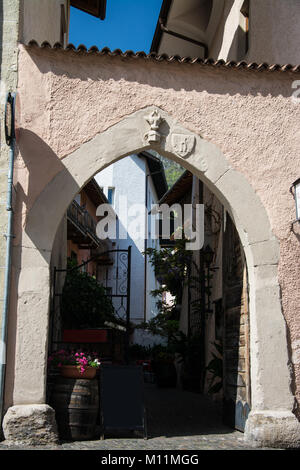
[50,377,99,441]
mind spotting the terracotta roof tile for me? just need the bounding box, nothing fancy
[25,41,300,73]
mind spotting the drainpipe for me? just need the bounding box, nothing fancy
[144,173,148,323]
[0,92,16,426]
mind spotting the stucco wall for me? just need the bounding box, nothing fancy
[0,0,71,395]
[247,0,300,65]
[212,0,300,64]
[20,0,69,46]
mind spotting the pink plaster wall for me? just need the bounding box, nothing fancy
[15,44,300,411]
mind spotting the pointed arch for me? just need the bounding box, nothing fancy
[9,106,299,447]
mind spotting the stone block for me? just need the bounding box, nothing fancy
[216,168,272,245]
[250,239,280,267]
[3,404,59,446]
[244,411,300,449]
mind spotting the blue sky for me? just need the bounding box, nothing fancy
[69,0,163,52]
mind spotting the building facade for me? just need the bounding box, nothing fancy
[95,152,168,331]
[49,177,113,349]
[0,0,299,448]
[160,169,251,431]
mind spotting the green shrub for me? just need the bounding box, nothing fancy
[61,258,119,329]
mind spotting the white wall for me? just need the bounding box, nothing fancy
[95,155,161,327]
[145,160,161,322]
[158,0,300,64]
[247,0,300,64]
[21,0,70,46]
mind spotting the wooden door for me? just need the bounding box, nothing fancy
[222,213,251,432]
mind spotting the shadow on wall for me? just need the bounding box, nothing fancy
[15,128,65,215]
[208,0,235,61]
[22,44,296,99]
[5,129,78,412]
[227,25,248,63]
[16,128,81,258]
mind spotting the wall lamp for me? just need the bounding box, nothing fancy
[290,178,300,226]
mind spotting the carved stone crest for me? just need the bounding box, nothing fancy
[172,133,195,158]
[144,110,164,144]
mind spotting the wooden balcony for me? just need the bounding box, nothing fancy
[67,200,101,248]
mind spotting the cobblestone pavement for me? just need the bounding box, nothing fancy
[0,384,278,451]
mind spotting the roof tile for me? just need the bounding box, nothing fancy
[25,41,300,74]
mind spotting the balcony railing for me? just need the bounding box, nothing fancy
[67,200,100,246]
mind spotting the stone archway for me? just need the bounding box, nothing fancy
[4,106,299,448]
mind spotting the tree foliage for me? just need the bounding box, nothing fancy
[139,240,193,358]
[145,238,192,301]
[206,342,223,394]
[147,151,185,188]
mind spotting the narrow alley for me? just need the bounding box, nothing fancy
[0,385,276,451]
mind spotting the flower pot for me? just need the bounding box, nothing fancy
[60,365,97,379]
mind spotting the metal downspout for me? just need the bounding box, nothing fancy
[0,92,16,427]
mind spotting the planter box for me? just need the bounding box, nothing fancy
[62,329,108,343]
[60,365,97,379]
[58,329,126,362]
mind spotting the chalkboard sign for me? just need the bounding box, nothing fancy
[99,365,147,439]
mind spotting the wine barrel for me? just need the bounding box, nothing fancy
[50,377,99,441]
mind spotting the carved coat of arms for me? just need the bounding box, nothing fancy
[172,134,195,158]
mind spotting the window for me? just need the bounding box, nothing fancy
[74,193,81,205]
[81,261,88,273]
[107,187,115,206]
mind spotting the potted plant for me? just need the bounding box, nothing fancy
[48,349,101,441]
[60,258,121,331]
[48,349,101,379]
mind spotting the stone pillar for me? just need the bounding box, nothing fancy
[245,411,300,449]
[2,241,59,444]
